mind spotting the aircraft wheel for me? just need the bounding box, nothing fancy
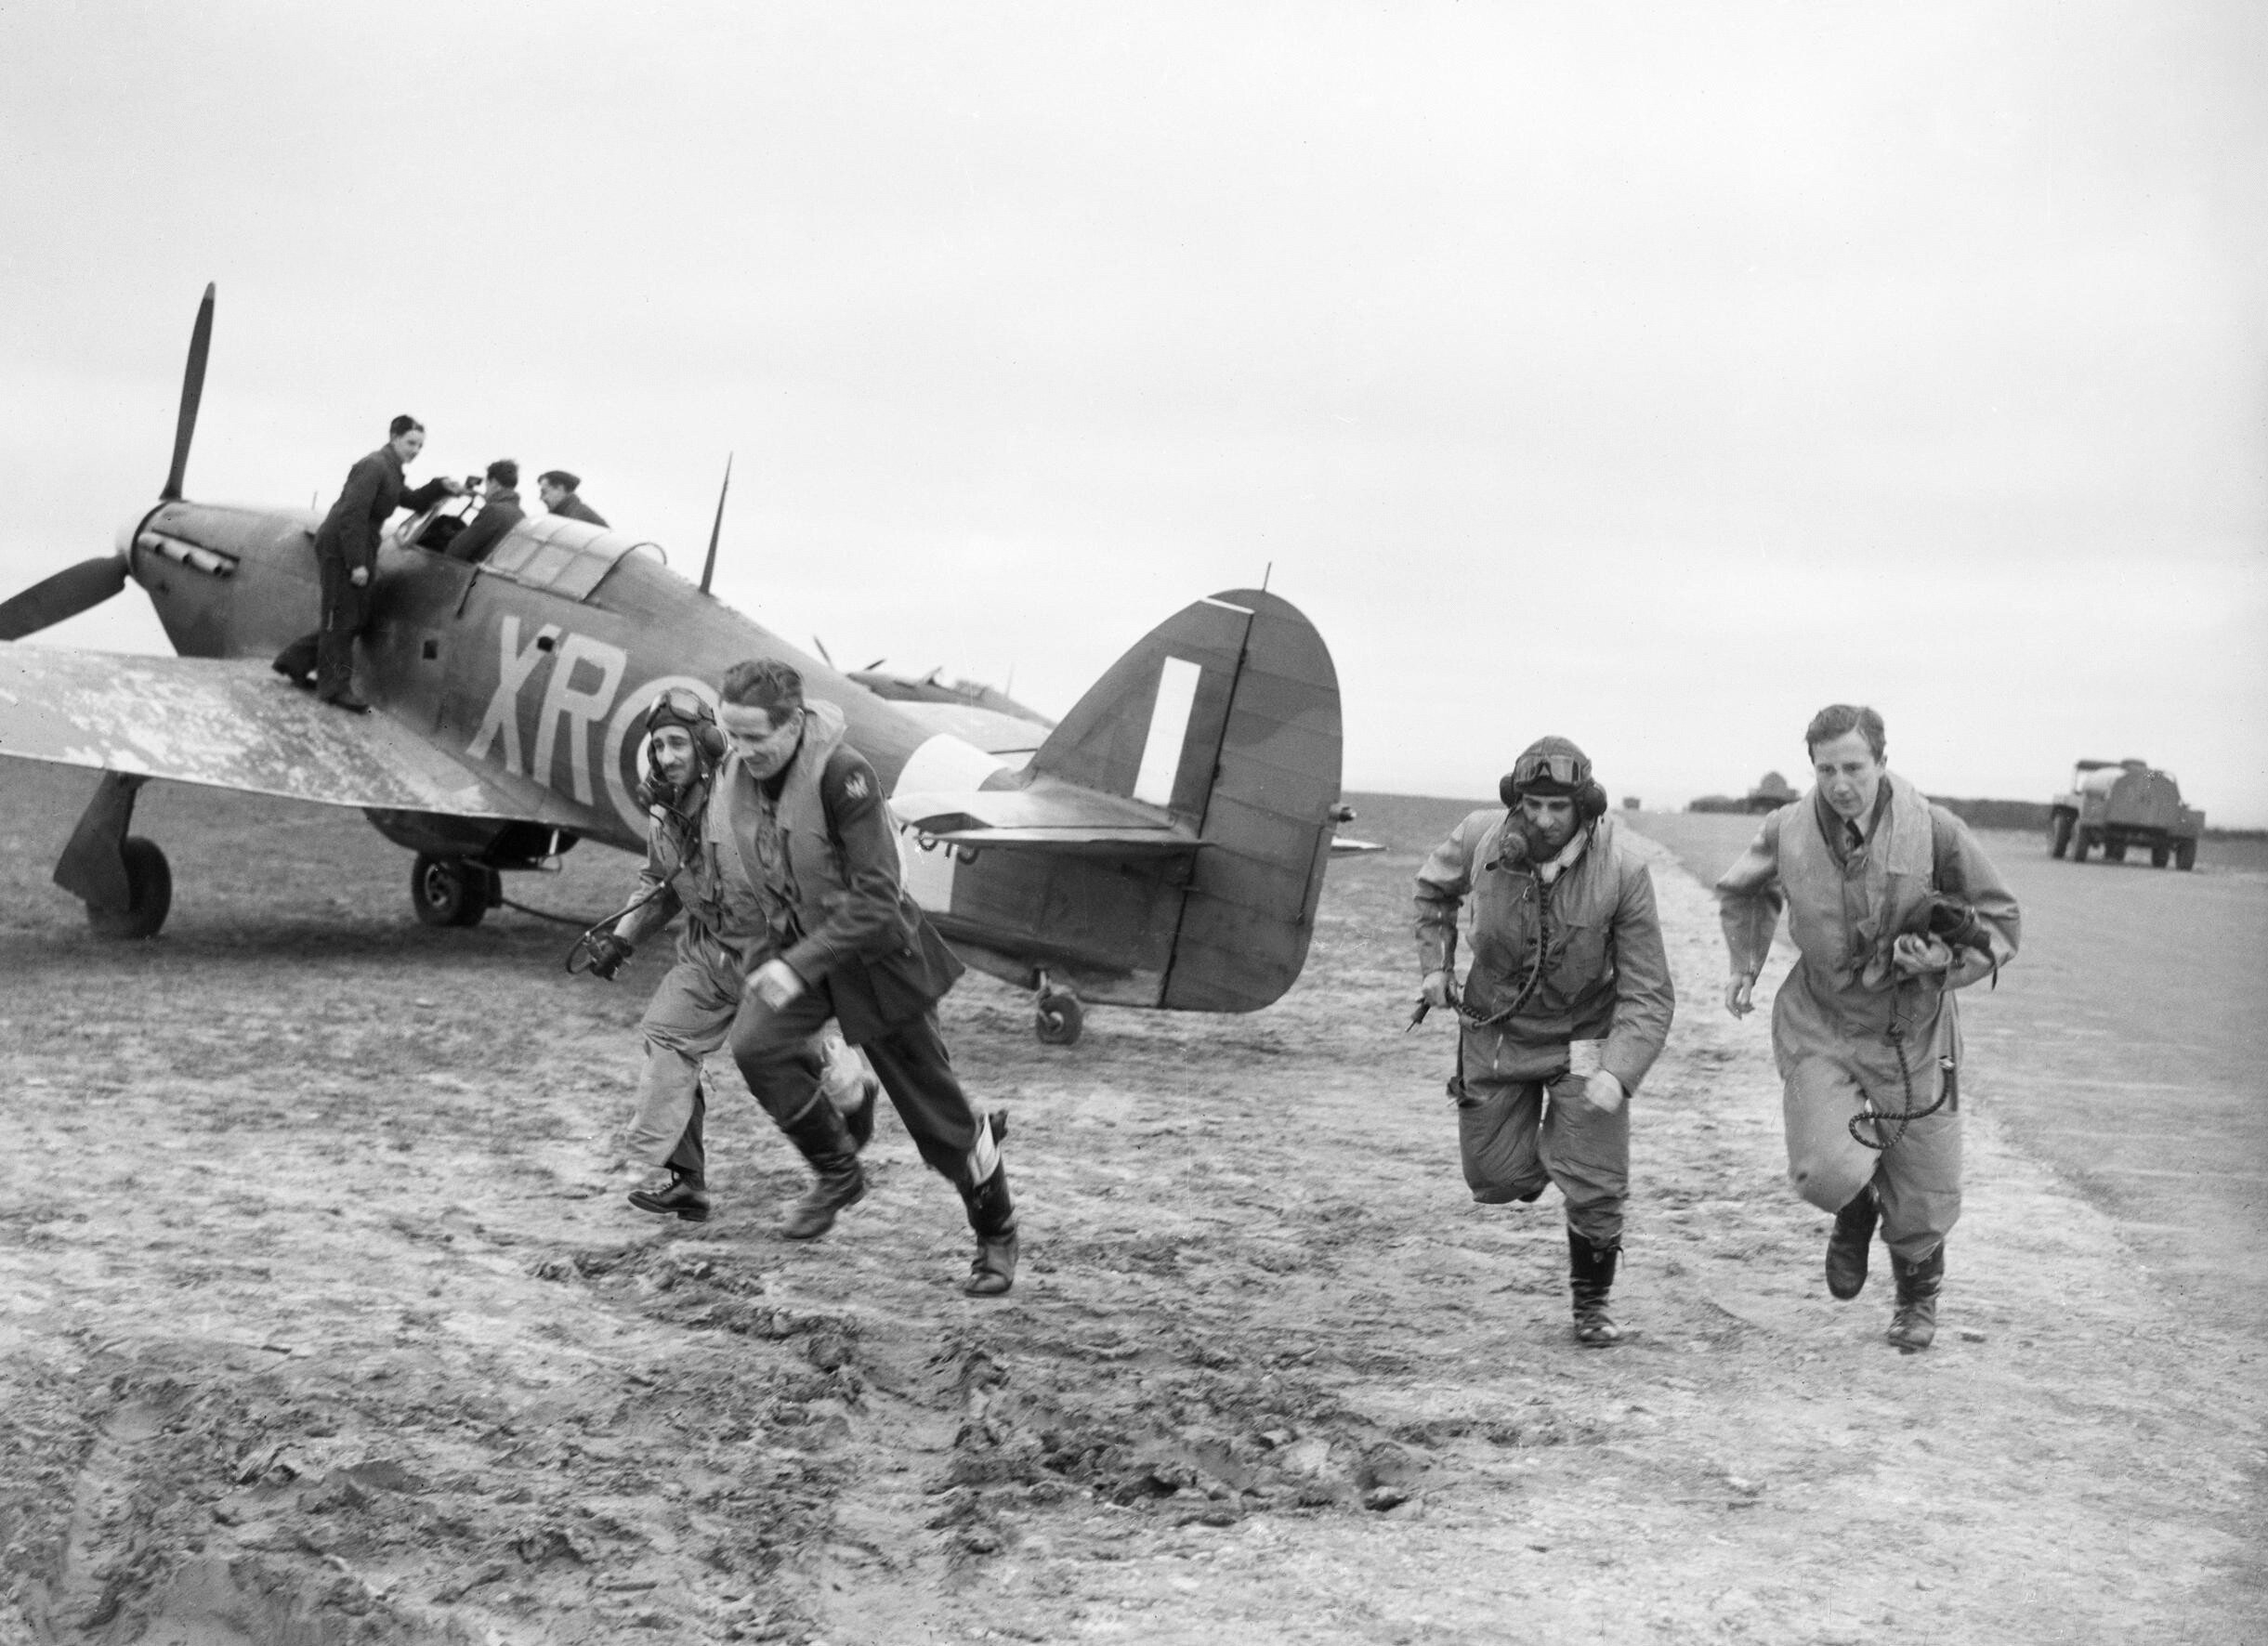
[1035,990,1084,1047]
[412,854,493,928]
[88,837,171,940]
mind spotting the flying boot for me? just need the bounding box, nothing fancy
[1567,1229,1623,1347]
[628,1169,712,1223]
[1825,1183,1879,1300]
[777,1093,866,1240]
[1886,1244,1945,1351]
[958,1110,1017,1297]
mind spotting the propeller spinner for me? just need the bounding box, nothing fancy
[0,282,214,641]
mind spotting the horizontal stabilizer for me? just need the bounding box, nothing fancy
[0,643,579,823]
[904,826,1196,858]
[893,777,1196,857]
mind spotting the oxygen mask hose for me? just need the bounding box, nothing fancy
[563,883,666,975]
[1850,997,1954,1153]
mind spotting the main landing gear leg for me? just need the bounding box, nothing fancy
[55,771,173,939]
[1033,971,1084,1047]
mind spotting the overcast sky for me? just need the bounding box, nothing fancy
[4,3,2262,821]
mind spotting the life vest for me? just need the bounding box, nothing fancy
[709,699,852,945]
[1778,770,1938,1003]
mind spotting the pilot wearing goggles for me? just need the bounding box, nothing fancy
[1413,736,1675,1346]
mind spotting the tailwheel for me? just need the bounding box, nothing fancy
[1035,985,1084,1047]
[411,854,497,928]
[87,837,172,940]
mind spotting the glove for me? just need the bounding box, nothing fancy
[585,934,635,981]
[1421,969,1461,1011]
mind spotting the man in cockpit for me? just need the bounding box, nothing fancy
[537,469,608,528]
[444,460,525,565]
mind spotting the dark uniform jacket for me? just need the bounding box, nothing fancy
[445,490,524,564]
[550,492,608,527]
[713,700,964,1044]
[313,446,452,575]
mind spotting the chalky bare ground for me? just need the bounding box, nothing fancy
[1,767,2261,1644]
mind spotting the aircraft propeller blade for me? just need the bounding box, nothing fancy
[0,555,129,642]
[161,283,216,502]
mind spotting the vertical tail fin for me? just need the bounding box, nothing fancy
[1030,588,1342,1012]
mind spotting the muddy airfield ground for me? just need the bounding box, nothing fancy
[1,766,2261,1645]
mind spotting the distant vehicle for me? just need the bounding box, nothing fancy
[1745,771,1798,813]
[2050,759,2203,869]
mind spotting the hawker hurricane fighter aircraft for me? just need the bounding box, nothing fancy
[0,289,1346,1044]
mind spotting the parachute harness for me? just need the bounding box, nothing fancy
[1457,871,1557,1031]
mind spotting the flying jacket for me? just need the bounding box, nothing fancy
[614,770,770,981]
[311,445,453,576]
[549,492,608,527]
[710,699,964,1043]
[444,488,524,564]
[1413,812,1674,1093]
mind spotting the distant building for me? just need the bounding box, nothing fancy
[1621,795,1641,810]
[1745,770,1798,813]
[1691,771,1801,815]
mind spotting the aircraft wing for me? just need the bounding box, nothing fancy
[0,643,578,823]
[890,777,1198,857]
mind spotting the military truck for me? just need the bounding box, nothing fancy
[2049,759,2203,869]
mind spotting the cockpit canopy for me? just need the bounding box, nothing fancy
[395,507,660,603]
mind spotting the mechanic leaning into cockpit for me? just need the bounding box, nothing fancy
[272,413,464,712]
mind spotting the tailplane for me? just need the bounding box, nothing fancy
[1030,588,1343,1012]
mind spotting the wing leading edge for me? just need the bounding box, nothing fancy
[0,643,578,823]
